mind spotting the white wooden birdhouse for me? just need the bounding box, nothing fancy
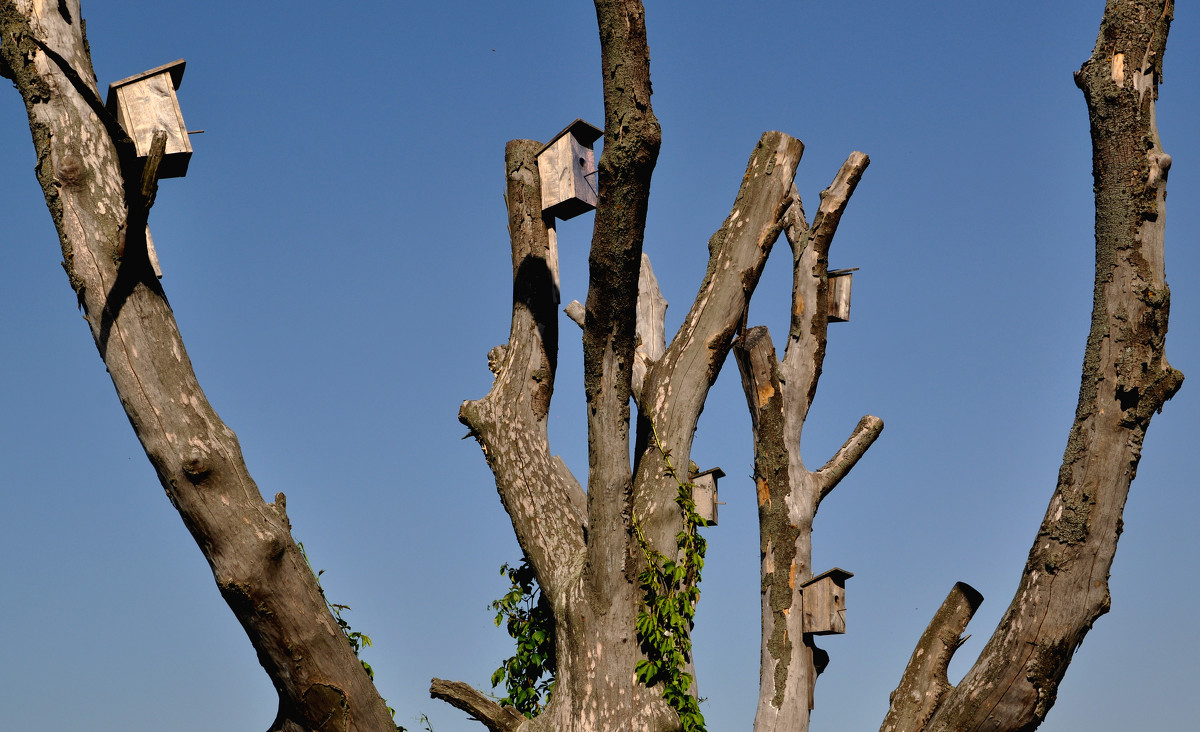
[827,268,858,323]
[536,119,602,221]
[106,59,193,178]
[800,567,853,635]
[690,467,724,526]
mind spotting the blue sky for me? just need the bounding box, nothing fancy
[2,2,1197,730]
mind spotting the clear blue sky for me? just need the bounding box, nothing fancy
[2,2,1197,730]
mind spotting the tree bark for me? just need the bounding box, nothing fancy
[734,153,880,732]
[887,3,1182,730]
[880,583,983,732]
[0,3,396,730]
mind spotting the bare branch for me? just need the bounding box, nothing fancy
[782,184,808,250]
[564,300,586,328]
[783,152,869,365]
[567,253,665,410]
[815,415,884,506]
[429,679,525,732]
[632,252,667,407]
[771,153,871,473]
[460,140,586,604]
[925,3,1182,729]
[880,583,983,732]
[733,151,874,730]
[0,6,396,728]
[582,0,662,615]
[634,131,802,580]
[803,152,869,260]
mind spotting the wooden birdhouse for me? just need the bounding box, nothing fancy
[827,268,858,323]
[690,467,724,526]
[106,59,193,178]
[800,567,853,635]
[536,119,602,221]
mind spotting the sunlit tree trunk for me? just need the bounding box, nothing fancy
[0,3,396,729]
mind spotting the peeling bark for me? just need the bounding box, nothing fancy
[0,3,396,730]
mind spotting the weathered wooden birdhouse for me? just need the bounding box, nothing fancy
[536,119,603,221]
[800,567,853,635]
[690,467,725,526]
[827,268,858,323]
[106,59,193,178]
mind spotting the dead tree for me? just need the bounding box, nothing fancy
[0,2,395,730]
[445,2,1181,732]
[2,0,1181,731]
[880,2,1182,731]
[434,0,879,728]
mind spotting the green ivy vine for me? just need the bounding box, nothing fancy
[485,421,708,731]
[632,422,708,732]
[490,558,557,717]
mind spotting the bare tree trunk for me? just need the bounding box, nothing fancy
[0,3,396,730]
[444,1,810,728]
[735,154,881,732]
[884,2,1182,730]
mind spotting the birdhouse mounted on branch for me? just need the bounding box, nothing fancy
[800,567,852,635]
[689,467,724,526]
[827,268,858,323]
[536,119,603,221]
[106,59,193,179]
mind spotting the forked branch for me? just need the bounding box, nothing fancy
[912,3,1183,730]
[880,583,983,732]
[734,150,877,732]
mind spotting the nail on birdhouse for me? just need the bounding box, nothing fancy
[827,268,858,323]
[536,119,603,221]
[800,567,853,635]
[689,467,724,526]
[106,59,193,178]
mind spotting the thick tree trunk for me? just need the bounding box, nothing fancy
[445,0,808,727]
[0,3,396,730]
[885,3,1182,731]
[734,153,880,732]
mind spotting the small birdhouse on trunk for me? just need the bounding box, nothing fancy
[536,119,603,221]
[689,467,724,526]
[800,567,852,634]
[106,59,193,178]
[827,268,858,323]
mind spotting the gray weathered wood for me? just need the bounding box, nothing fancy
[536,118,601,220]
[734,151,878,732]
[799,568,852,635]
[0,4,396,730]
[918,3,1182,730]
[107,58,192,178]
[826,268,855,322]
[880,582,983,732]
[689,467,722,526]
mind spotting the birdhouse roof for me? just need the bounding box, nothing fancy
[800,567,854,587]
[691,467,726,480]
[827,267,859,278]
[536,118,603,157]
[108,59,187,94]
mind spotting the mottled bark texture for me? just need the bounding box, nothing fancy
[448,0,815,726]
[0,3,396,730]
[451,131,806,732]
[734,153,881,732]
[885,3,1182,731]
